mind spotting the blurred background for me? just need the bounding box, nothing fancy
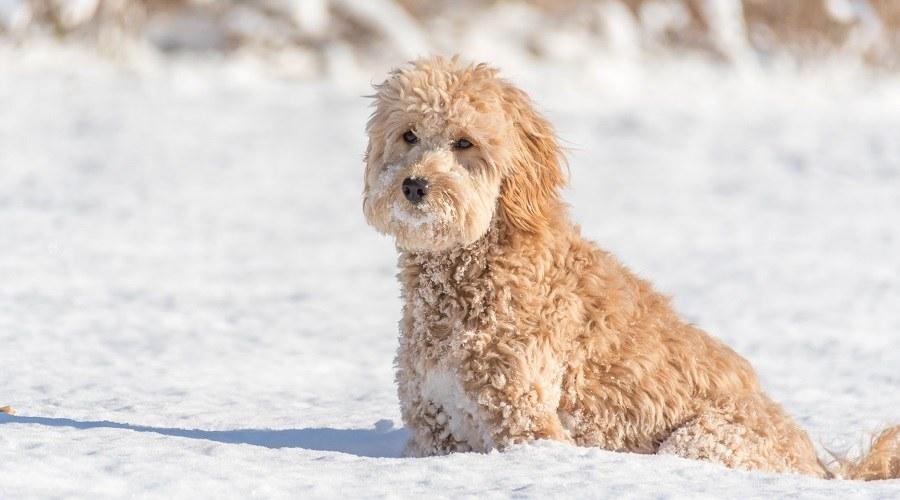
[2,0,899,79]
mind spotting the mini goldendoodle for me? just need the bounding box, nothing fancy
[362,56,898,480]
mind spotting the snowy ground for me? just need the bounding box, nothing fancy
[1,45,899,498]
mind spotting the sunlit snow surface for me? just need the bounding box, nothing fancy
[1,46,899,498]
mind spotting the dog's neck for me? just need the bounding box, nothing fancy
[398,210,575,282]
[397,218,508,333]
[400,218,502,283]
[397,212,577,333]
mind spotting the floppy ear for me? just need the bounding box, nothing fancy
[498,84,566,234]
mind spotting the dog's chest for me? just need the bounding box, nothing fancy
[401,246,500,451]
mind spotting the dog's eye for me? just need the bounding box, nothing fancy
[402,130,418,144]
[454,138,473,150]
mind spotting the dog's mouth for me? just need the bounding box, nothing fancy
[364,158,497,253]
[390,201,438,230]
[364,163,452,247]
[387,197,458,251]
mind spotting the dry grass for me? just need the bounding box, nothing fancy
[4,0,899,70]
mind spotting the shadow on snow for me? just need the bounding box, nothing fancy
[0,414,408,458]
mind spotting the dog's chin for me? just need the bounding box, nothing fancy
[365,187,497,254]
[394,234,457,253]
[388,209,490,254]
[389,211,463,254]
[393,220,493,254]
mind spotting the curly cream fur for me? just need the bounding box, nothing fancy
[362,56,899,480]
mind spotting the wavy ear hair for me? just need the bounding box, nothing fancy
[498,84,566,234]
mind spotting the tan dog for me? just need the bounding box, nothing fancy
[362,56,899,480]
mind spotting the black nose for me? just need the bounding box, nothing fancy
[402,177,429,204]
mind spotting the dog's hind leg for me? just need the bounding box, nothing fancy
[657,396,829,477]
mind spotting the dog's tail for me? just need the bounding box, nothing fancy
[832,426,900,480]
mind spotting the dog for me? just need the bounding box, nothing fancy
[362,56,899,480]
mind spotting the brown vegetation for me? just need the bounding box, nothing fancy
[3,1,896,70]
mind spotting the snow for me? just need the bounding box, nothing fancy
[1,43,899,498]
[0,0,30,32]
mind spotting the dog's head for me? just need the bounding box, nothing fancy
[363,56,565,253]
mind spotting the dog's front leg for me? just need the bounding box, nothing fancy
[399,394,469,457]
[460,341,571,450]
